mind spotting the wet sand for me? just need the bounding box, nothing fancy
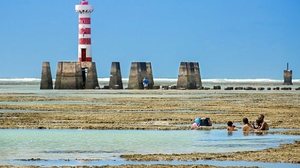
[121,141,300,163]
[0,90,299,165]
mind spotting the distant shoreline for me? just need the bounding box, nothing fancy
[0,78,300,83]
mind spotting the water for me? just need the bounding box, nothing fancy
[0,129,299,167]
[6,159,300,168]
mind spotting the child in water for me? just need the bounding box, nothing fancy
[227,121,237,131]
[242,117,253,132]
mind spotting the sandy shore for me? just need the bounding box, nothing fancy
[0,90,299,165]
[0,91,299,130]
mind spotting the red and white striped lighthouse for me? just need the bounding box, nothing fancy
[75,0,93,62]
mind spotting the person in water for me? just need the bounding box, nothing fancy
[227,121,237,131]
[242,117,253,132]
[253,114,269,130]
[255,119,269,130]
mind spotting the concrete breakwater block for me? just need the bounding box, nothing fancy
[281,87,292,90]
[82,62,99,89]
[128,62,154,89]
[160,86,169,90]
[235,87,244,90]
[55,62,99,89]
[283,70,293,85]
[225,87,234,90]
[109,62,123,89]
[40,62,53,89]
[176,62,202,89]
[55,62,83,89]
[213,86,221,90]
[244,87,256,90]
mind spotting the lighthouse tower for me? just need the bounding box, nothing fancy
[53,0,99,89]
[76,0,93,62]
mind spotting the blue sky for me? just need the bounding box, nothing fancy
[1,0,299,79]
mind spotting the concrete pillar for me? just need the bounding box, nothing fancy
[81,62,99,89]
[40,62,53,89]
[146,62,154,88]
[128,62,154,89]
[54,62,84,89]
[109,62,123,89]
[177,62,202,89]
[283,70,293,85]
[193,62,202,89]
[283,63,293,85]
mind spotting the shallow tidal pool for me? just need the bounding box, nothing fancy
[0,129,299,167]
